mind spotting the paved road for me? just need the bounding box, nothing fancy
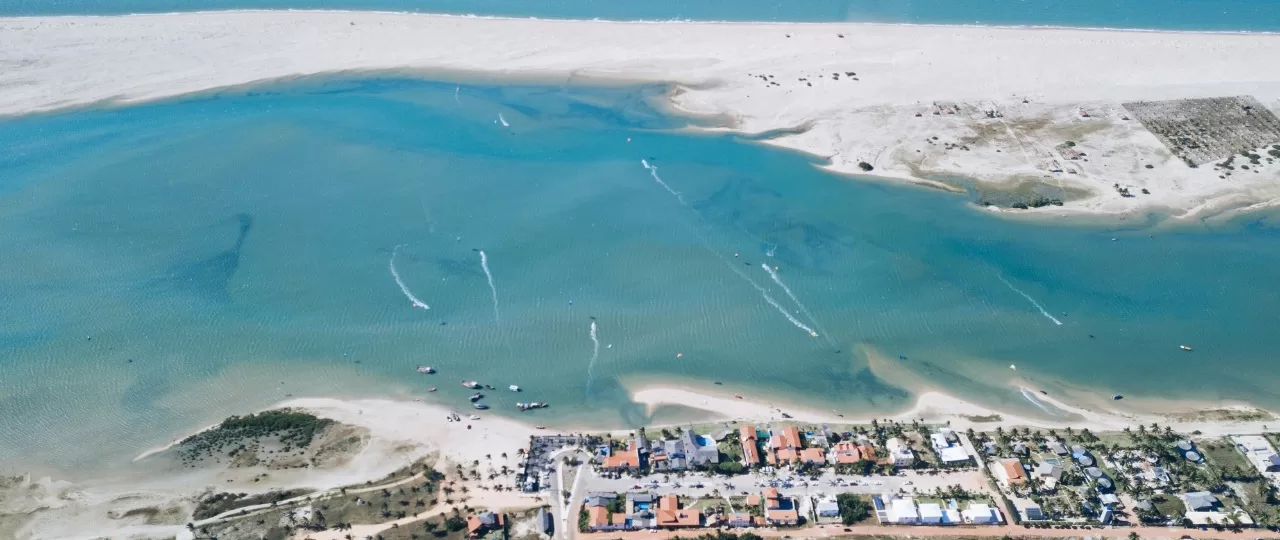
[579,522,1266,540]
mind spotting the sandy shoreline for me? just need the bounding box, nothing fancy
[6,381,1277,539]
[3,10,1280,218]
[629,380,1279,437]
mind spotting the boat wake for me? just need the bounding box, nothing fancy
[1019,387,1064,417]
[498,113,510,127]
[996,273,1062,326]
[726,262,819,338]
[761,263,829,341]
[637,160,816,338]
[390,245,430,310]
[478,250,500,323]
[641,159,686,204]
[454,85,461,104]
[585,320,601,397]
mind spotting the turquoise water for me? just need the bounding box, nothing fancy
[3,77,1280,476]
[3,0,1280,32]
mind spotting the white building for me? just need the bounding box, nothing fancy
[886,437,915,467]
[918,502,943,523]
[929,431,970,464]
[815,496,840,518]
[962,503,1001,524]
[887,497,919,524]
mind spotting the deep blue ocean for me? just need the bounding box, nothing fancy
[3,77,1280,475]
[1,0,1279,32]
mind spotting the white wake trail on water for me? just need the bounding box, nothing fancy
[1019,387,1064,417]
[761,263,829,340]
[641,159,686,204]
[637,161,817,339]
[478,250,500,323]
[996,273,1062,326]
[498,113,510,127]
[585,320,601,397]
[390,245,430,310]
[454,85,461,104]
[725,262,819,338]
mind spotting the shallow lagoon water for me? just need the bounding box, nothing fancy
[5,0,1280,33]
[2,77,1280,475]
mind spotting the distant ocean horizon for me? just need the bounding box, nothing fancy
[3,0,1280,33]
[3,76,1280,480]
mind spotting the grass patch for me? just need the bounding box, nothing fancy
[961,414,1002,423]
[1200,440,1253,472]
[1152,494,1187,519]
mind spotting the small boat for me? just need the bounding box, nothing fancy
[713,381,723,385]
[427,387,437,392]
[1180,345,1193,351]
[416,366,435,374]
[461,380,481,389]
[518,402,547,411]
[469,393,483,402]
[469,414,480,420]
[1113,394,1124,400]
[535,425,547,430]
[734,394,743,399]
[473,403,489,410]
[484,384,495,390]
[509,385,520,392]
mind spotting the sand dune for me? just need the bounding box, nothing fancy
[3,11,1280,217]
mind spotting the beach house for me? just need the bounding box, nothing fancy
[995,458,1027,487]
[600,440,642,471]
[929,429,970,464]
[762,488,800,526]
[831,441,863,464]
[885,438,914,467]
[767,426,803,464]
[815,495,840,519]
[655,494,702,529]
[650,428,720,471]
[739,425,761,466]
[466,512,506,539]
[961,503,1001,524]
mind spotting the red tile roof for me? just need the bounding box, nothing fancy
[799,447,826,464]
[833,441,862,464]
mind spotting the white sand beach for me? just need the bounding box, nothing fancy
[629,382,1279,437]
[3,397,546,540]
[2,11,1280,217]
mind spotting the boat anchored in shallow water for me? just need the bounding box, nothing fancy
[516,402,547,411]
[1180,345,1193,351]
[416,366,435,374]
[461,380,481,389]
[509,385,520,392]
[469,393,483,402]
[473,403,489,410]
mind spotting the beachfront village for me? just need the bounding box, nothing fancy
[512,418,1280,539]
[208,412,1280,540]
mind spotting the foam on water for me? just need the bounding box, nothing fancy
[761,263,829,342]
[640,159,685,204]
[478,249,500,323]
[390,244,430,310]
[996,273,1062,326]
[585,319,600,397]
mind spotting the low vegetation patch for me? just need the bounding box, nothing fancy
[193,489,314,520]
[178,409,334,463]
